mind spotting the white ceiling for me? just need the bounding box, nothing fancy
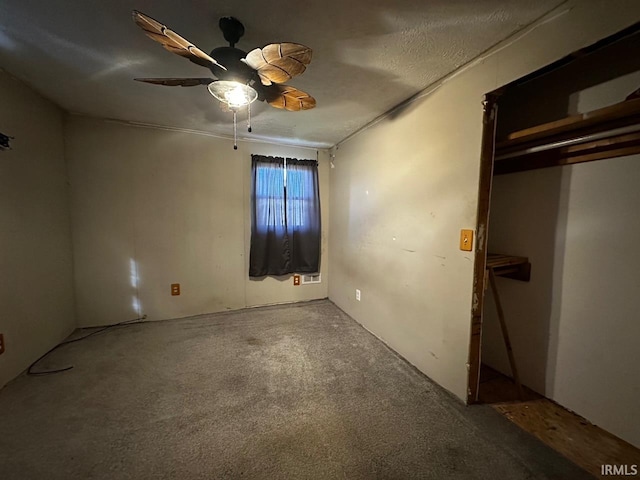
[0,0,564,148]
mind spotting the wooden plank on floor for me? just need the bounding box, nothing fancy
[495,400,640,479]
[479,365,640,479]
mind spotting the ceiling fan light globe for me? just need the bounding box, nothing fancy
[208,81,257,108]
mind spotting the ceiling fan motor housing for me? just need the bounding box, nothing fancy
[210,47,256,84]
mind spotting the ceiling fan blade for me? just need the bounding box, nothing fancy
[132,10,226,71]
[134,77,214,87]
[264,85,316,111]
[244,43,312,86]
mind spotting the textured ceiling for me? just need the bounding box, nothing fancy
[0,0,564,148]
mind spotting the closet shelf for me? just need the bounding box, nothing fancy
[486,254,530,282]
[494,98,640,175]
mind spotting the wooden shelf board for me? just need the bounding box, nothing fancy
[495,131,640,175]
[497,98,640,151]
[486,253,531,282]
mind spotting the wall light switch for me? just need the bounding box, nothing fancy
[293,275,301,286]
[171,283,180,296]
[460,229,474,251]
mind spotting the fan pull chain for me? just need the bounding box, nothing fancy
[247,102,252,133]
[233,109,238,150]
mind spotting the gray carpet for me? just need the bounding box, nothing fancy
[0,300,589,479]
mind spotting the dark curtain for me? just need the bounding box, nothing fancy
[249,155,321,277]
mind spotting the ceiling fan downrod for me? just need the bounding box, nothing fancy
[218,16,245,48]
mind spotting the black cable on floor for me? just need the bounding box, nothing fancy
[27,316,148,376]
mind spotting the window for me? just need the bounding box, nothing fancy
[285,164,318,229]
[249,155,321,277]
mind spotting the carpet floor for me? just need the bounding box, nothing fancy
[0,300,590,479]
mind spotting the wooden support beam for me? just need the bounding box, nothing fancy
[488,268,524,400]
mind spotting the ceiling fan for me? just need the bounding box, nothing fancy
[132,10,316,148]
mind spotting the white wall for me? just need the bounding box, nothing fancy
[65,117,329,326]
[482,36,640,447]
[0,70,76,387]
[328,0,640,401]
[484,157,640,447]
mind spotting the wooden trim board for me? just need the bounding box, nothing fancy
[467,93,499,404]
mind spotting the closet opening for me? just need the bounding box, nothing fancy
[467,22,640,475]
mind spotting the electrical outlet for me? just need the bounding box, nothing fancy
[355,289,361,301]
[171,283,180,296]
[0,333,5,355]
[293,274,301,286]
